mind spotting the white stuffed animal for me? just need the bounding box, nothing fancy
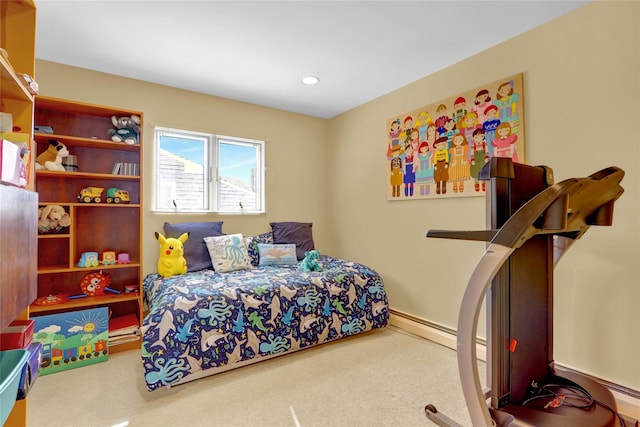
[35,139,69,171]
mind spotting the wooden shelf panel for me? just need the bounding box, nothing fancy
[109,337,142,353]
[34,133,140,152]
[35,96,143,118]
[0,54,34,102]
[38,232,71,239]
[38,263,141,275]
[35,170,140,181]
[30,293,140,314]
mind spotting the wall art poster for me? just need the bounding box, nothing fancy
[31,307,109,375]
[386,73,525,200]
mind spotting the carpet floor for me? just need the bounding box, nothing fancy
[27,326,483,426]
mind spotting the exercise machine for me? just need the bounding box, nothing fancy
[424,158,637,427]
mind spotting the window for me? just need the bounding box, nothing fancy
[154,127,265,213]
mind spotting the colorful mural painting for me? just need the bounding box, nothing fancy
[386,74,525,200]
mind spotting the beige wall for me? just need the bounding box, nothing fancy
[328,1,639,390]
[35,60,329,280]
[35,0,638,391]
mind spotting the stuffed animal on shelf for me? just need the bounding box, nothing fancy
[298,250,322,272]
[109,115,141,144]
[35,139,69,171]
[38,204,71,233]
[155,231,189,278]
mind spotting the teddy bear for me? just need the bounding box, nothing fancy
[155,231,189,278]
[38,204,71,233]
[109,115,141,144]
[298,250,322,272]
[35,139,69,171]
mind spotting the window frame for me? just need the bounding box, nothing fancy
[153,127,266,214]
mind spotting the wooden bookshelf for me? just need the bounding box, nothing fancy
[32,96,144,346]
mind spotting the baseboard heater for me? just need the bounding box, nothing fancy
[389,308,640,421]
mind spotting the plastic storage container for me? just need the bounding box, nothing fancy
[0,349,28,426]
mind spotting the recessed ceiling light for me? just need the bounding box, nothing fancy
[302,76,320,85]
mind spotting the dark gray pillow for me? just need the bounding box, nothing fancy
[163,221,224,272]
[270,222,314,260]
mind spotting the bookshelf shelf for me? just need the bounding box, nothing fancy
[34,132,140,152]
[30,293,140,314]
[36,170,140,181]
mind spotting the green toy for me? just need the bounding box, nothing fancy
[298,250,322,272]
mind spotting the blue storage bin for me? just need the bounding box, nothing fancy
[0,349,28,426]
[17,341,43,400]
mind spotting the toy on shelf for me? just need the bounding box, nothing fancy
[78,252,99,268]
[35,139,69,171]
[33,294,68,306]
[117,253,131,264]
[38,204,71,234]
[79,271,120,296]
[78,187,104,203]
[108,115,141,145]
[124,284,139,293]
[102,251,116,265]
[105,188,130,204]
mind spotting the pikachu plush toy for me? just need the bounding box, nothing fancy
[155,232,189,278]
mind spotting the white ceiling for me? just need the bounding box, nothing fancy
[34,1,588,119]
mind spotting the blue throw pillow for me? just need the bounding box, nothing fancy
[257,243,298,266]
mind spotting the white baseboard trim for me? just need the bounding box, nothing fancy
[389,311,486,361]
[389,309,640,421]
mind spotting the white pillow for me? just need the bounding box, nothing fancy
[204,233,253,273]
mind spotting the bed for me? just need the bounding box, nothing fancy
[140,223,389,391]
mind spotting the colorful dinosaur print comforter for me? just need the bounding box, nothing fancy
[141,255,389,391]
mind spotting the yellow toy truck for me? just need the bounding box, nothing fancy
[105,188,130,204]
[78,187,104,203]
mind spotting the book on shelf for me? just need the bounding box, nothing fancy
[111,162,139,176]
[109,313,140,337]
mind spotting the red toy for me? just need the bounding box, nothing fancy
[79,272,112,296]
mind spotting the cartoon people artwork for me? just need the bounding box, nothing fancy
[416,111,433,142]
[493,122,519,162]
[409,128,420,163]
[432,136,450,195]
[415,141,434,196]
[448,133,471,193]
[401,116,414,148]
[482,105,500,156]
[495,80,520,133]
[387,118,402,158]
[425,125,437,149]
[386,74,524,200]
[389,146,403,198]
[403,143,417,197]
[452,97,468,130]
[435,104,450,135]
[472,89,492,124]
[459,111,480,147]
[441,118,457,148]
[470,128,489,192]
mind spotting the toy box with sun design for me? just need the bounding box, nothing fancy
[30,307,109,375]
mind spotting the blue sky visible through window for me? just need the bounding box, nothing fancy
[160,136,255,184]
